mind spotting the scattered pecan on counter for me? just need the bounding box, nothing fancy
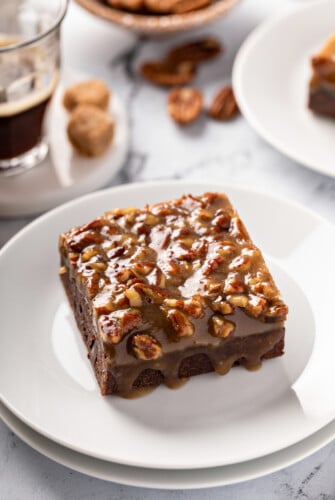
[140,36,222,86]
[167,87,203,124]
[140,60,196,86]
[208,85,239,121]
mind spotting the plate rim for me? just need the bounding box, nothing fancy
[1,179,335,470]
[232,0,335,179]
[1,401,335,489]
[0,179,333,258]
[74,0,240,35]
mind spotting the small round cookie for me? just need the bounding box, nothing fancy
[63,79,110,112]
[67,105,114,157]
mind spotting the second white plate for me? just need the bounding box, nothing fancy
[1,181,335,469]
[233,0,335,178]
[1,402,335,489]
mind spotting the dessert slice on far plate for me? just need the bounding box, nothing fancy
[309,33,335,117]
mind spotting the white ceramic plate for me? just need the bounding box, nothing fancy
[1,181,335,470]
[1,402,334,489]
[0,69,128,217]
[233,0,335,178]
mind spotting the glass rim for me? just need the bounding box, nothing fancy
[0,0,69,53]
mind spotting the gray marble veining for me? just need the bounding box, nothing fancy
[1,0,335,498]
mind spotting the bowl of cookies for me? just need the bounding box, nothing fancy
[75,0,240,35]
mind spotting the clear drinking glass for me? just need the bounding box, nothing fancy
[0,0,68,176]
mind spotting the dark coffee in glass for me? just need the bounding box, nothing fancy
[0,1,68,175]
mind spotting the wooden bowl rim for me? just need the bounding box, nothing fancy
[75,0,240,33]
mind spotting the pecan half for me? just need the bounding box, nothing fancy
[140,60,196,87]
[168,87,203,124]
[167,37,222,63]
[208,86,239,121]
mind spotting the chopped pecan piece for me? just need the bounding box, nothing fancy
[164,296,204,318]
[93,288,115,315]
[147,267,166,288]
[167,87,203,125]
[166,308,195,337]
[192,239,208,256]
[125,288,142,307]
[81,246,99,262]
[133,283,169,304]
[167,37,222,63]
[210,315,235,338]
[139,213,159,226]
[132,261,155,275]
[203,279,222,297]
[86,261,107,271]
[265,302,288,322]
[172,241,196,261]
[217,241,236,258]
[211,212,231,231]
[71,218,107,235]
[227,294,249,308]
[208,86,239,121]
[245,294,267,317]
[85,273,107,298]
[131,334,162,361]
[203,254,224,276]
[115,267,134,283]
[248,277,278,300]
[183,297,204,318]
[98,308,142,344]
[67,230,104,253]
[211,298,234,315]
[140,60,196,87]
[311,55,335,81]
[165,260,182,275]
[229,216,249,241]
[224,273,245,294]
[229,254,251,272]
[69,252,80,265]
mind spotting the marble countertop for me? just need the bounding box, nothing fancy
[1,0,335,498]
